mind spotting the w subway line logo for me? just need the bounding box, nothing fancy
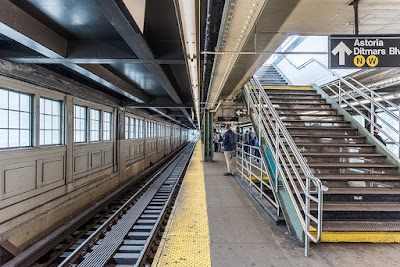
[329,35,400,69]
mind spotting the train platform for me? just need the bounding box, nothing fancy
[153,142,400,267]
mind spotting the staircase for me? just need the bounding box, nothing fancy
[255,65,287,85]
[270,86,400,241]
[244,76,400,250]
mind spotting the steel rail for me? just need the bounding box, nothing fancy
[2,143,189,267]
[58,144,195,266]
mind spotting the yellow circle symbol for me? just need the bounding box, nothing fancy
[366,55,379,67]
[353,55,365,67]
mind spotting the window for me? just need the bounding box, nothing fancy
[103,112,112,141]
[129,117,135,139]
[90,109,101,142]
[40,98,62,145]
[138,119,143,138]
[125,116,129,139]
[74,105,86,142]
[0,89,32,148]
[135,118,140,139]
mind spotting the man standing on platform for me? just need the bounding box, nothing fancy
[223,124,236,176]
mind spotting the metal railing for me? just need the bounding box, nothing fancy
[320,69,400,152]
[236,142,280,217]
[281,56,400,152]
[243,77,325,256]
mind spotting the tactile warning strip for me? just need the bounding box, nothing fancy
[153,141,211,266]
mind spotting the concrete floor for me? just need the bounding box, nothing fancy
[204,152,400,267]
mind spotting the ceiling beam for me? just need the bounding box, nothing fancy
[0,0,150,104]
[4,57,185,65]
[77,64,150,103]
[149,108,189,128]
[126,103,193,109]
[67,40,136,59]
[95,0,195,128]
[0,0,66,58]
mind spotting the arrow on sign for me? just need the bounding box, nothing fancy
[331,41,352,65]
[236,110,243,116]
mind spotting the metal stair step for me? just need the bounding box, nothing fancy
[292,136,366,144]
[274,107,337,116]
[281,120,349,124]
[311,202,400,212]
[312,174,400,181]
[266,92,318,96]
[272,102,331,106]
[265,91,316,95]
[267,95,322,100]
[306,163,396,168]
[283,121,351,127]
[259,77,285,80]
[294,143,375,153]
[295,153,386,163]
[262,82,288,85]
[322,220,400,232]
[300,153,385,157]
[288,128,357,135]
[278,114,343,119]
[272,100,327,104]
[290,134,362,139]
[324,187,400,195]
[286,126,356,130]
[295,143,373,147]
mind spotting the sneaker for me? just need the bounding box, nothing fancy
[223,172,231,176]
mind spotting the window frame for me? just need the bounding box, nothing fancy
[73,99,114,145]
[0,88,33,149]
[39,97,63,146]
[89,108,101,142]
[73,104,87,143]
[103,111,112,141]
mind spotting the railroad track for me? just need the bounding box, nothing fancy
[4,142,195,267]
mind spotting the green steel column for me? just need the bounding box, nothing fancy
[203,110,214,162]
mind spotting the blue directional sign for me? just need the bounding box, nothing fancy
[329,35,400,69]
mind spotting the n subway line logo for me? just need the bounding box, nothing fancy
[353,55,379,67]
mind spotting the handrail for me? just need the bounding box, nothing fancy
[243,78,325,256]
[281,55,400,154]
[317,66,400,152]
[236,142,280,215]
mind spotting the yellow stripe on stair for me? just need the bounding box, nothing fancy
[263,85,313,90]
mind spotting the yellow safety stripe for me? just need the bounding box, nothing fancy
[152,141,211,266]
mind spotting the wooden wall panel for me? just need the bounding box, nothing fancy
[90,151,102,169]
[42,157,64,186]
[74,153,89,174]
[3,163,36,198]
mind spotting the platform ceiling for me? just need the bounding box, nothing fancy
[0,1,399,127]
[0,0,196,128]
[206,0,400,110]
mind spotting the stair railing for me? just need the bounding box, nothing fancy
[244,77,325,256]
[322,76,400,151]
[236,142,280,217]
[281,56,400,152]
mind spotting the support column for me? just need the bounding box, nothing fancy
[203,110,214,162]
[65,95,74,191]
[117,108,126,180]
